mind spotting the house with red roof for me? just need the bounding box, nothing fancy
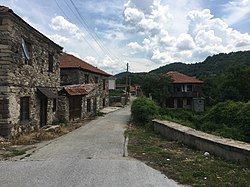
[58,53,110,121]
[166,71,204,112]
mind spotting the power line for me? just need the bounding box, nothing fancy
[54,0,103,59]
[68,0,119,60]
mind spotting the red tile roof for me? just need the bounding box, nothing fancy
[60,53,110,76]
[166,71,203,84]
[62,84,97,96]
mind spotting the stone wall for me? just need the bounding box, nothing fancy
[153,119,250,162]
[0,10,62,137]
[60,68,109,113]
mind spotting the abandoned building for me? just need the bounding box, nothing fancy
[58,53,110,121]
[166,71,204,112]
[0,6,63,137]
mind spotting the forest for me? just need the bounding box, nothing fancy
[118,50,250,142]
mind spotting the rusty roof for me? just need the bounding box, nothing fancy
[166,71,203,84]
[62,84,97,96]
[60,53,110,76]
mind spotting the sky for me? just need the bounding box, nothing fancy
[1,0,250,74]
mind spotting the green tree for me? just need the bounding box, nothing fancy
[131,97,160,125]
[140,74,170,107]
[218,65,250,102]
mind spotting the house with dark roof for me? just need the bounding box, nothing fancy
[0,6,63,137]
[58,53,110,121]
[166,71,204,112]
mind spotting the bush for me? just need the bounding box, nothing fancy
[131,97,160,125]
[202,101,244,128]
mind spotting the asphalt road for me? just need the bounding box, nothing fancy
[0,105,183,187]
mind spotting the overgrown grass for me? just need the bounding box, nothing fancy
[126,125,250,187]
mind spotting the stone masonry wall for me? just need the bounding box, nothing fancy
[0,12,62,137]
[60,68,109,120]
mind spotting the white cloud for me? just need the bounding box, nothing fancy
[50,16,85,42]
[222,0,250,26]
[66,52,79,59]
[127,42,144,51]
[48,34,69,44]
[124,0,250,65]
[83,55,126,74]
[176,33,195,50]
[50,16,79,33]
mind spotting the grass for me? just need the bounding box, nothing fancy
[126,124,250,187]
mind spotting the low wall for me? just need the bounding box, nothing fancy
[153,119,250,162]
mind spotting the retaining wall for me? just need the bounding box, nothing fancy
[153,119,250,162]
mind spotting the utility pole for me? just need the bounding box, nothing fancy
[125,63,129,104]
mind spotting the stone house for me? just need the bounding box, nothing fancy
[58,53,110,121]
[0,6,63,137]
[166,71,204,112]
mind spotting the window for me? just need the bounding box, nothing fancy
[20,97,30,121]
[102,79,106,90]
[21,38,32,65]
[187,85,192,92]
[48,53,54,72]
[176,85,182,92]
[0,18,3,25]
[85,74,89,84]
[87,99,91,112]
[52,98,57,112]
[94,76,99,84]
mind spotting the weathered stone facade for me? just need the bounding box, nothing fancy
[58,54,110,122]
[0,6,62,137]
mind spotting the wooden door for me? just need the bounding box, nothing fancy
[69,96,82,121]
[40,96,48,127]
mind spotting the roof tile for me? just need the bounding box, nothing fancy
[166,71,203,84]
[60,53,110,76]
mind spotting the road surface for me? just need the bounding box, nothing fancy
[0,106,183,187]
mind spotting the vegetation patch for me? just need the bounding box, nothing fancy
[126,125,250,187]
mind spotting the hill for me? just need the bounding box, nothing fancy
[150,50,250,78]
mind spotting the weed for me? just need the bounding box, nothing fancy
[126,125,250,187]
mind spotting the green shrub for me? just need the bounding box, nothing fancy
[131,97,160,125]
[203,101,244,127]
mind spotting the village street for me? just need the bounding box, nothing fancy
[0,105,182,187]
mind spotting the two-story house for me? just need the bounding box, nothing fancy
[0,6,63,137]
[166,71,204,112]
[58,53,110,121]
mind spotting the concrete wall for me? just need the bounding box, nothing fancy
[153,119,250,162]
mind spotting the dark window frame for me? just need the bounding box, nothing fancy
[94,76,99,84]
[187,85,193,92]
[23,39,32,65]
[20,96,30,121]
[85,74,89,84]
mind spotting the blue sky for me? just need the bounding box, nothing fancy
[1,0,250,74]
